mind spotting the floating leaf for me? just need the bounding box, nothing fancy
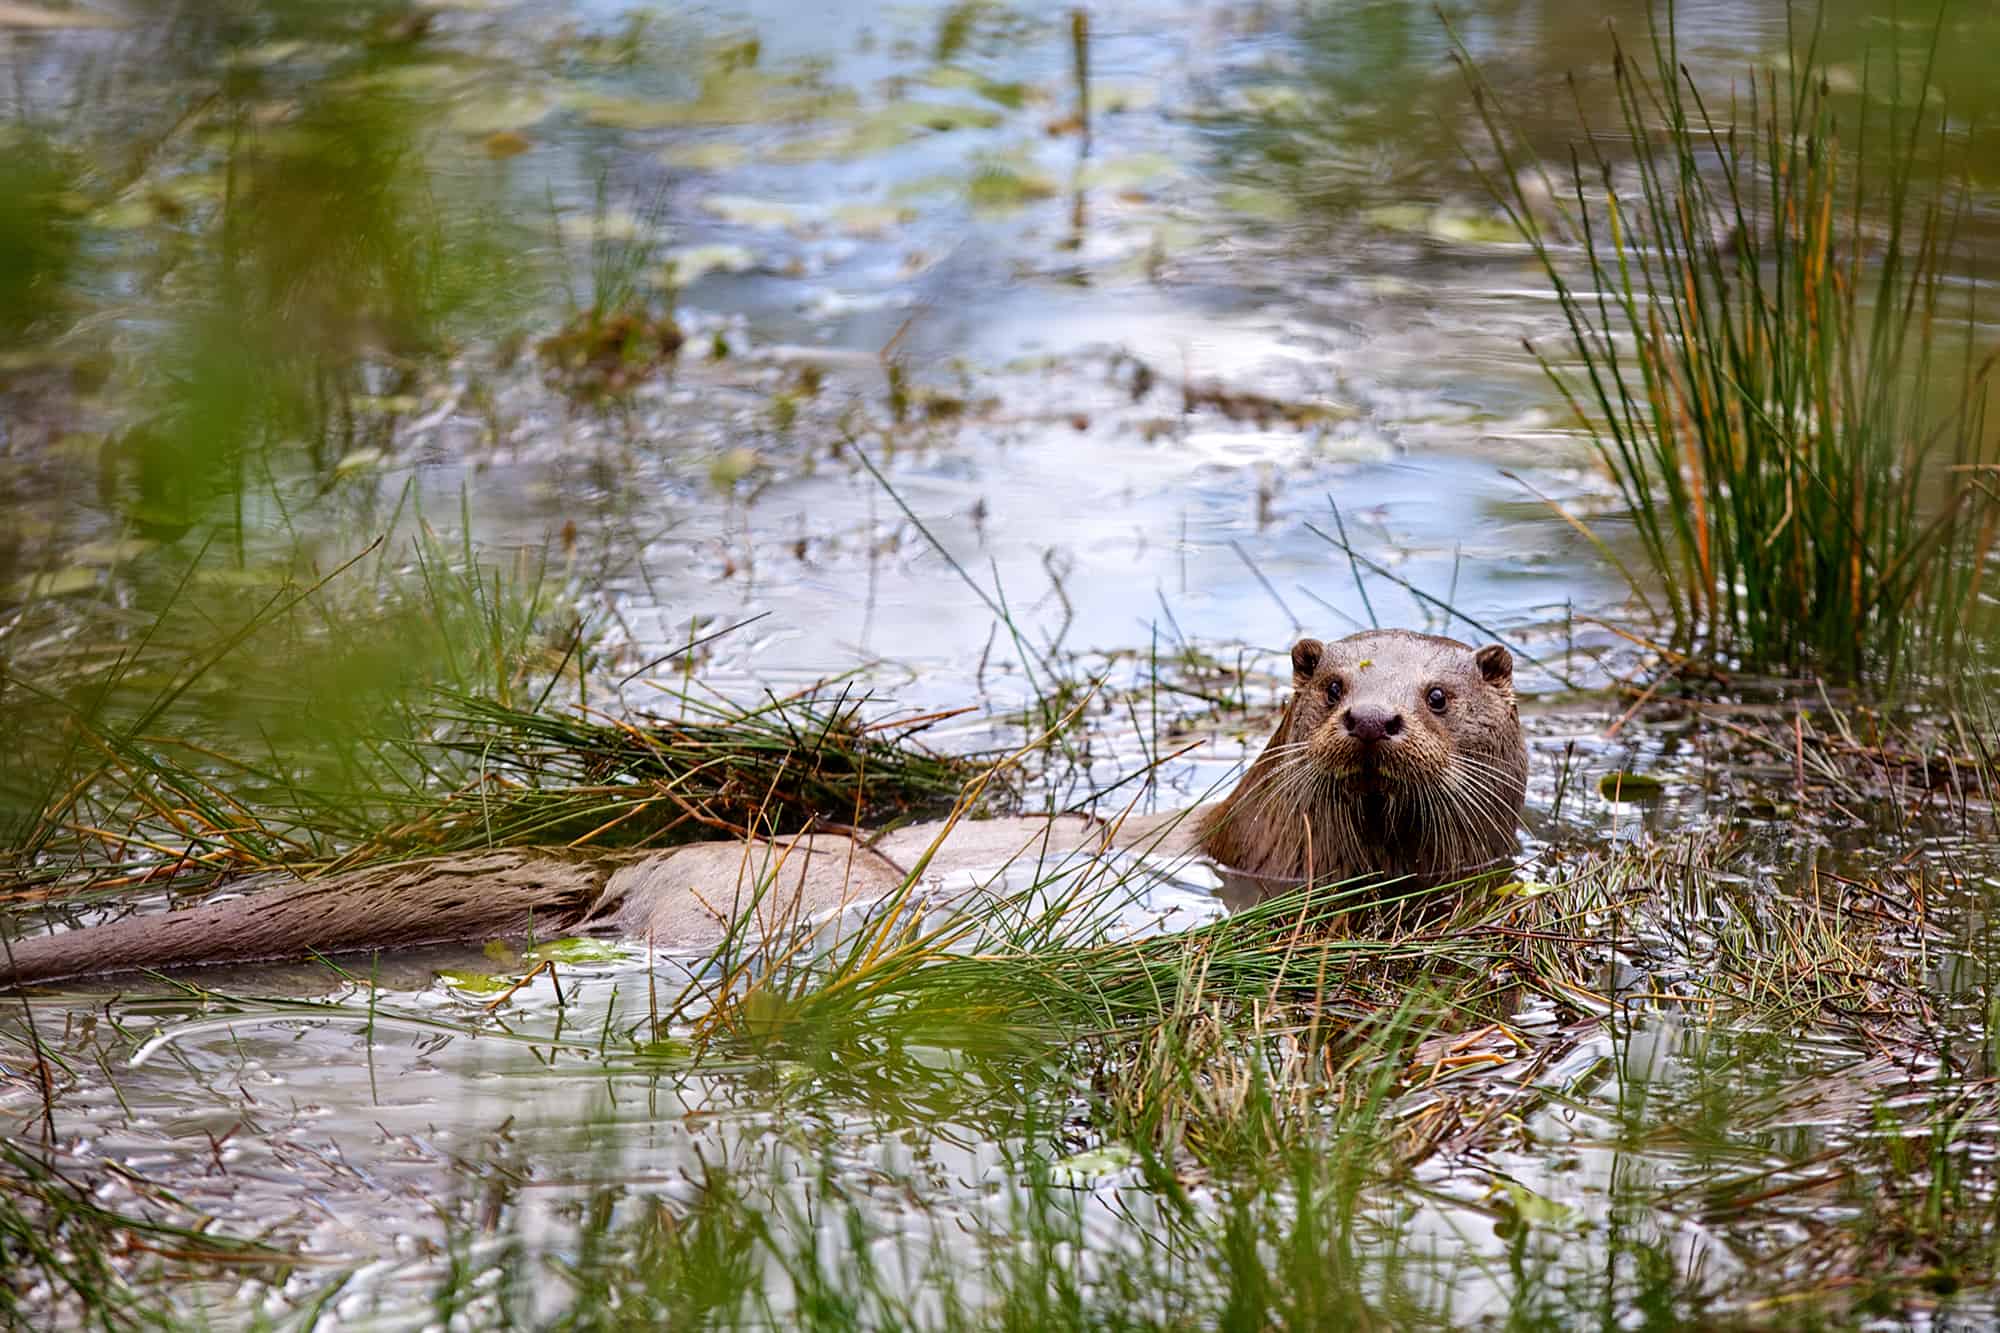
[366,62,475,95]
[1235,85,1310,118]
[557,208,658,243]
[522,938,633,965]
[770,100,1003,162]
[1137,219,1203,260]
[7,568,98,600]
[923,65,1030,108]
[449,90,554,135]
[1095,80,1159,113]
[1362,203,1431,234]
[966,164,1057,213]
[438,969,512,996]
[566,73,856,129]
[1050,1143,1141,1184]
[566,92,686,129]
[1597,771,1665,801]
[1490,1177,1582,1233]
[700,194,802,230]
[1366,202,1521,246]
[1426,209,1517,245]
[664,243,757,285]
[1218,185,1296,222]
[1081,153,1180,191]
[832,201,915,236]
[660,141,750,171]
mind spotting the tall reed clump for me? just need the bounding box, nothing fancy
[1457,9,1998,684]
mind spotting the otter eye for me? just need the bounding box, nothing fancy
[1326,678,1344,705]
[1425,686,1448,713]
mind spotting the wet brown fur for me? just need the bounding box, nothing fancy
[1,852,616,984]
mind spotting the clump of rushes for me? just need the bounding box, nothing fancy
[378,687,998,857]
[537,184,683,403]
[1456,8,1998,684]
[5,680,996,904]
[1,522,993,905]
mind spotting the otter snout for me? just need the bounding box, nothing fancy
[1342,705,1403,743]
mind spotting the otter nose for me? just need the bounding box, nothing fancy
[1342,705,1404,743]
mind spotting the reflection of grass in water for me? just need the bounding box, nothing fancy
[409,1000,1439,1328]
[0,1139,300,1329]
[6,1,535,536]
[0,135,81,349]
[384,858,1843,1328]
[1456,7,1999,684]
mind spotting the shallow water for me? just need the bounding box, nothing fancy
[6,0,2000,1326]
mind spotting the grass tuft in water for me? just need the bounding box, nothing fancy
[2,519,1002,912]
[385,684,999,858]
[1456,6,1999,684]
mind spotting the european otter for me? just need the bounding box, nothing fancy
[0,630,1527,985]
[1197,629,1527,898]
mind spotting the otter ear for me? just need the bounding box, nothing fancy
[1475,643,1513,688]
[1291,638,1324,681]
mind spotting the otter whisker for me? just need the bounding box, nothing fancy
[1451,755,1527,784]
[1224,751,1314,816]
[1276,753,1332,813]
[1241,759,1303,822]
[1437,772,1506,838]
[1442,783,1519,866]
[1424,786,1465,876]
[1443,752,1519,780]
[1438,778,1496,862]
[1449,764,1524,826]
[1445,765,1528,826]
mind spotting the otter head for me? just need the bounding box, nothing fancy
[1285,631,1519,799]
[1200,629,1528,896]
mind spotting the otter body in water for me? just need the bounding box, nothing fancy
[0,630,1527,985]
